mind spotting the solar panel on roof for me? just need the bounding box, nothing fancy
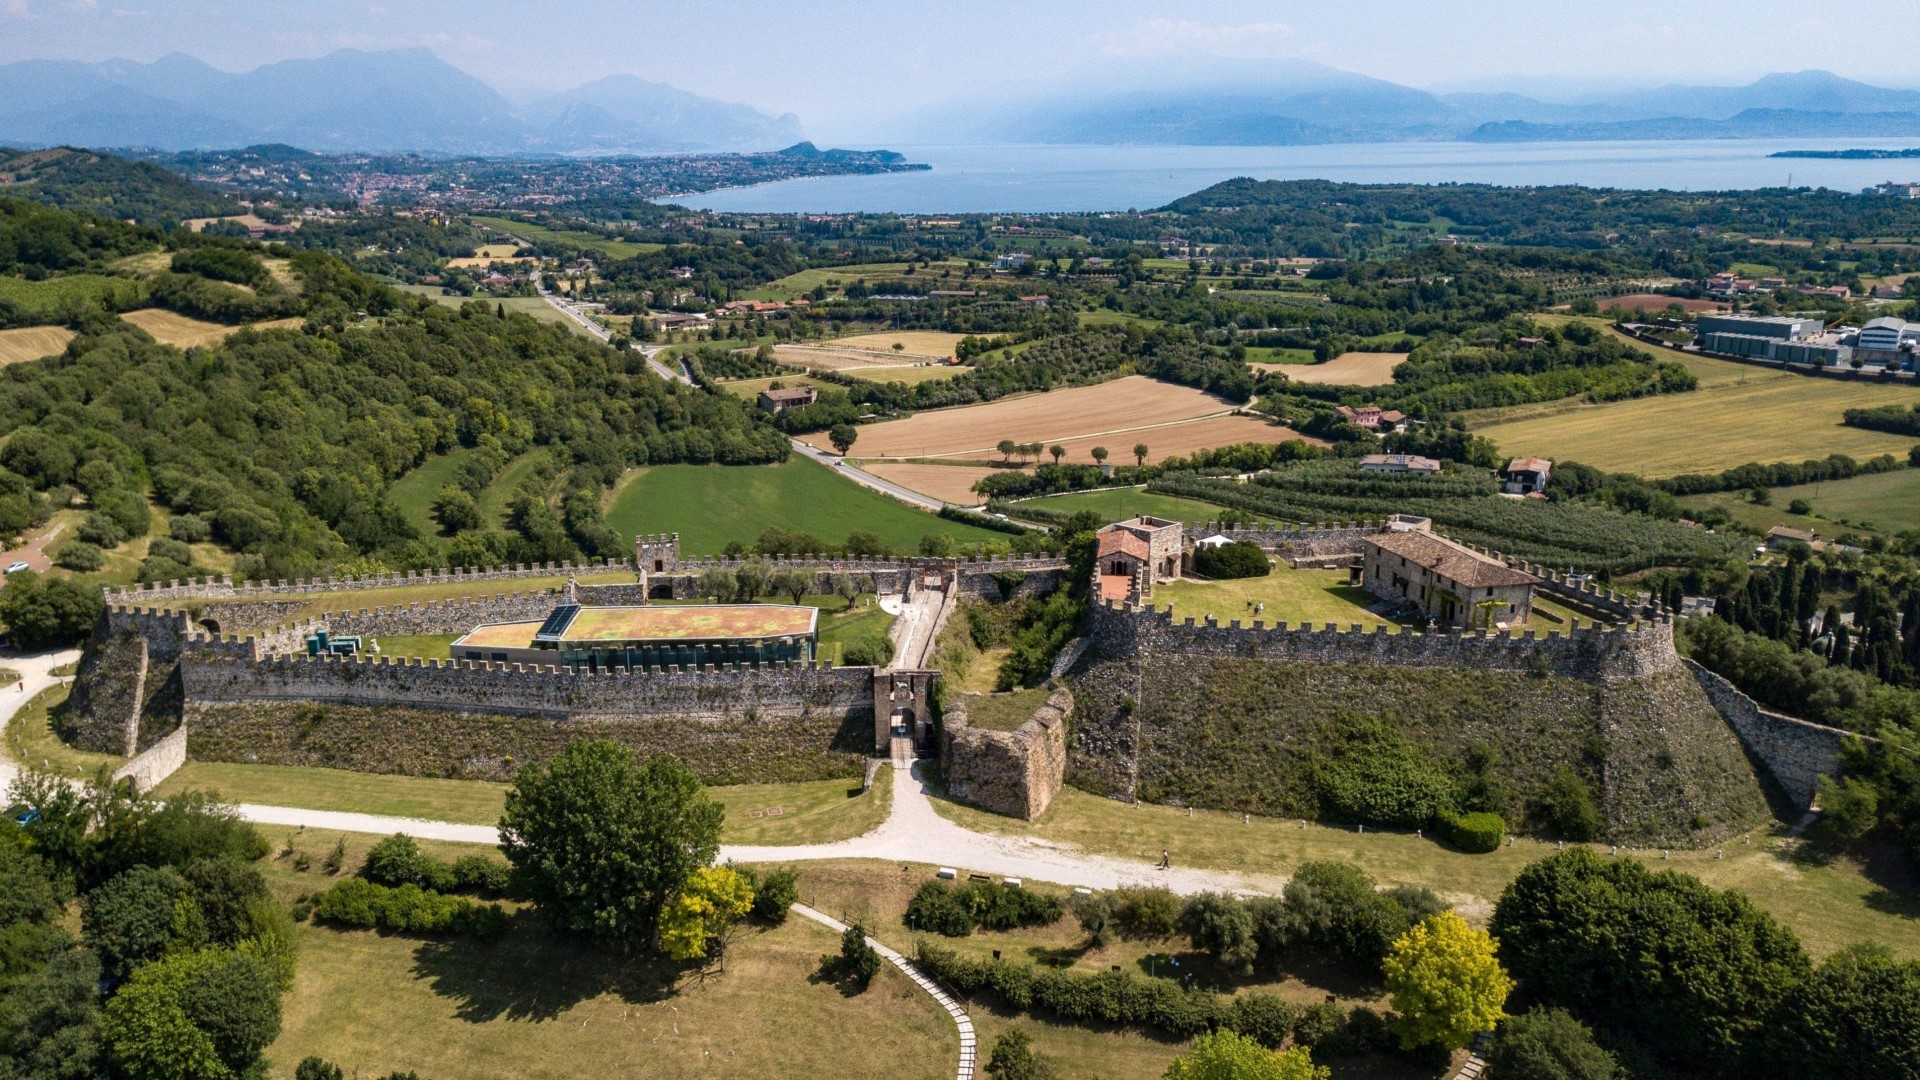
[534,604,580,641]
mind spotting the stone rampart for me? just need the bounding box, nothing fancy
[103,557,636,604]
[111,725,186,794]
[940,688,1071,820]
[181,651,872,721]
[1079,598,1679,682]
[1683,659,1858,810]
[570,581,652,606]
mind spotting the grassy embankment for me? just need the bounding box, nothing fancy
[604,456,1003,555]
[1678,467,1920,537]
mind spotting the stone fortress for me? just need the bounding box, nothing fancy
[65,519,1861,844]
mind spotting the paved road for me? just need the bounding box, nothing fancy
[536,290,693,386]
[788,438,948,513]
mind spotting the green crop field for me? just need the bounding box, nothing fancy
[1680,466,1920,536]
[1470,350,1920,477]
[603,456,1004,554]
[1017,487,1257,525]
[0,273,146,324]
[468,216,663,260]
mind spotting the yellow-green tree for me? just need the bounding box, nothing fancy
[1162,1030,1326,1080]
[1382,910,1513,1050]
[659,866,755,961]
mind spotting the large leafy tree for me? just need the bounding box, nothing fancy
[1769,944,1920,1078]
[658,867,754,962]
[0,572,102,651]
[1381,911,1511,1051]
[499,740,723,951]
[1162,1030,1325,1080]
[101,948,280,1080]
[1491,849,1810,1073]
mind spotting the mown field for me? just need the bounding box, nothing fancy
[0,324,75,365]
[468,216,663,259]
[120,308,303,348]
[1259,351,1406,386]
[603,457,1003,554]
[390,284,597,338]
[801,330,968,358]
[1470,350,1920,477]
[821,376,1244,460]
[860,463,1004,505]
[1679,466,1920,536]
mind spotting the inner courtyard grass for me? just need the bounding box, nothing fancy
[603,456,1003,554]
[958,688,1051,731]
[1151,566,1403,631]
[926,785,1920,961]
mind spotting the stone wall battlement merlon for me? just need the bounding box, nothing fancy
[103,557,638,603]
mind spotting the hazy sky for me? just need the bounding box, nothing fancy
[3,0,1914,138]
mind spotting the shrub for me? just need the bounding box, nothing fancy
[1180,891,1258,971]
[1532,767,1602,841]
[841,635,894,667]
[1311,722,1456,828]
[749,869,797,924]
[311,877,507,941]
[1193,540,1271,579]
[1164,1031,1325,1080]
[1487,1007,1620,1080]
[51,540,103,571]
[1438,810,1505,854]
[296,1058,346,1080]
[168,514,212,544]
[1292,1001,1345,1048]
[1069,891,1112,947]
[1110,885,1179,938]
[906,879,974,936]
[1283,862,1410,967]
[984,1029,1056,1080]
[835,924,881,989]
[1228,993,1298,1049]
[451,854,511,897]
[74,512,123,548]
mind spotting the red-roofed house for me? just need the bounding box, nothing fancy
[1095,516,1186,602]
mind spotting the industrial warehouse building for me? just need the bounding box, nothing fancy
[452,602,819,670]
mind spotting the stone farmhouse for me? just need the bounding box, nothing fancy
[755,386,819,413]
[1360,526,1539,627]
[1094,516,1185,601]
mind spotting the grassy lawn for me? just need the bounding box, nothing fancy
[958,688,1050,732]
[816,597,895,665]
[468,216,663,260]
[714,373,826,400]
[3,685,123,781]
[1470,344,1920,477]
[925,786,1920,961]
[267,899,948,1080]
[603,457,1004,555]
[1016,487,1254,525]
[1680,467,1920,536]
[155,761,889,844]
[387,448,471,536]
[375,633,458,660]
[1151,567,1403,631]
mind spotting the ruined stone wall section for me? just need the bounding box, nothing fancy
[180,651,874,722]
[110,725,186,794]
[1683,659,1859,810]
[939,688,1071,820]
[1079,598,1678,681]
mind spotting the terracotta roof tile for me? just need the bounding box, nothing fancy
[1364,530,1539,589]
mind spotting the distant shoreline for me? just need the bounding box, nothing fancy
[1770,148,1920,159]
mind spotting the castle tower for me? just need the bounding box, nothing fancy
[635,533,681,575]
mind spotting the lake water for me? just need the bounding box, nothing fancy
[665,139,1920,214]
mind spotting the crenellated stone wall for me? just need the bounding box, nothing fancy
[103,558,636,604]
[940,688,1071,820]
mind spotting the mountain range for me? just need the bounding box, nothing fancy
[980,65,1920,145]
[6,48,1920,154]
[0,49,803,154]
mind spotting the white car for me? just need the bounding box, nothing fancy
[4,562,29,574]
